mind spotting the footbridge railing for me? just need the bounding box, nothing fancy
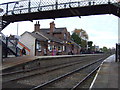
[0,0,119,16]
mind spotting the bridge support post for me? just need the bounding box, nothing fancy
[0,16,2,90]
[108,0,110,4]
[28,0,31,13]
[6,4,8,15]
[88,2,91,6]
[118,43,120,62]
[116,43,120,62]
[55,0,58,10]
[116,43,118,62]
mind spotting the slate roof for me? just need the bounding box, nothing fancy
[26,32,48,41]
[36,31,63,44]
[39,27,66,33]
[32,27,80,47]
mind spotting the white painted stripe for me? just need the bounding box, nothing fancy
[89,61,104,89]
[89,54,115,89]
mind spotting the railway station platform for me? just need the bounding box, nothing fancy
[90,54,119,89]
[1,54,86,71]
[1,55,37,71]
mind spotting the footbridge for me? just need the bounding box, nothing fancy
[0,0,120,30]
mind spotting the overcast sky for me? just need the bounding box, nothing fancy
[0,0,119,48]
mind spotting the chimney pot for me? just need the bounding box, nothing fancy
[50,21,55,35]
[34,21,40,32]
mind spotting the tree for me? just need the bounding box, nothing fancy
[73,29,89,40]
[88,41,93,48]
[71,29,89,49]
[81,39,87,49]
[87,41,93,53]
[102,46,108,52]
[71,33,81,45]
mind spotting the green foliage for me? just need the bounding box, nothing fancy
[71,33,88,49]
[99,46,108,53]
[81,39,87,49]
[102,46,108,52]
[71,33,81,45]
[88,41,93,48]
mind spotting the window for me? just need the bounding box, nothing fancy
[64,33,67,40]
[58,46,62,52]
[48,44,52,51]
[36,41,41,51]
[63,46,67,52]
[63,46,65,51]
[48,40,51,43]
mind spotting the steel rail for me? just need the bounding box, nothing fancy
[2,57,86,76]
[3,57,89,83]
[30,58,103,90]
[71,64,101,90]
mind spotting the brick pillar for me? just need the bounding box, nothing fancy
[34,21,40,32]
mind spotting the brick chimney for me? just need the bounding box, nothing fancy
[34,21,40,32]
[50,21,55,35]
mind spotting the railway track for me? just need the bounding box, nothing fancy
[2,54,109,89]
[3,58,88,83]
[2,55,104,82]
[30,58,103,89]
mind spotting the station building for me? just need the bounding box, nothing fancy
[19,21,81,56]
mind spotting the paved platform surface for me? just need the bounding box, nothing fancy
[90,54,119,89]
[1,55,37,70]
[1,54,87,71]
